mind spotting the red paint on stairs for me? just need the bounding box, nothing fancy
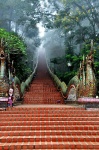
[24,52,64,104]
[0,107,99,149]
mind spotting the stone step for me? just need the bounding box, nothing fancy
[0,125,99,131]
[1,112,98,116]
[23,100,64,104]
[0,130,99,136]
[24,93,61,95]
[24,98,64,104]
[0,120,99,126]
[0,109,97,114]
[0,110,87,114]
[0,116,99,121]
[1,135,99,143]
[0,107,84,111]
[0,141,99,149]
[24,96,63,99]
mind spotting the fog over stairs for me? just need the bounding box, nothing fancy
[23,51,64,104]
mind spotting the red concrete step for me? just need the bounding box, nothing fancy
[0,130,99,136]
[25,92,62,96]
[0,107,84,110]
[0,108,97,113]
[0,116,99,121]
[0,109,97,113]
[23,100,64,104]
[0,125,99,131]
[0,120,99,126]
[24,99,64,104]
[0,107,84,111]
[0,112,99,117]
[0,141,99,149]
[1,112,98,117]
[1,135,99,143]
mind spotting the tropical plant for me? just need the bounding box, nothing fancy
[0,28,31,81]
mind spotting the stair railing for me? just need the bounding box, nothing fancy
[21,59,38,97]
[46,63,67,99]
[13,59,38,103]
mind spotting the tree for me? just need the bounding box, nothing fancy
[0,0,41,50]
[41,0,99,85]
[0,0,42,80]
[0,28,32,81]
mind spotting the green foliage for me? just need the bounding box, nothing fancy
[65,53,82,69]
[55,71,64,80]
[56,70,76,85]
[64,71,77,84]
[50,57,64,64]
[0,28,26,55]
[14,60,32,82]
[0,28,32,81]
[53,0,99,52]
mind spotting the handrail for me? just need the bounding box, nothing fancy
[13,58,38,101]
[22,58,38,95]
[46,62,67,98]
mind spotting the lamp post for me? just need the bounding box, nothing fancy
[67,61,72,71]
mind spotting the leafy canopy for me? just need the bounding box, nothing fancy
[0,28,26,55]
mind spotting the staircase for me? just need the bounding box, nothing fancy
[24,52,64,104]
[0,106,99,149]
[0,51,99,149]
